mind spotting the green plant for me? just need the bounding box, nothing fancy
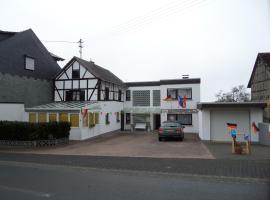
[0,121,70,141]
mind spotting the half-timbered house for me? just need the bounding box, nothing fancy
[54,56,124,102]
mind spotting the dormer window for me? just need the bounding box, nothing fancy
[25,56,35,71]
[72,69,80,79]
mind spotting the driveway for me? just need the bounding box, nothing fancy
[3,132,214,159]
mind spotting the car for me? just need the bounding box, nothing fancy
[158,120,185,141]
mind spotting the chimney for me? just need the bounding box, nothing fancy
[182,74,189,79]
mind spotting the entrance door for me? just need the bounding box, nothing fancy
[154,114,161,130]
[120,112,124,131]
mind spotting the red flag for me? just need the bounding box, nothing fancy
[182,95,187,108]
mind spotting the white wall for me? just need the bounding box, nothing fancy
[70,101,124,140]
[160,83,200,109]
[0,103,25,121]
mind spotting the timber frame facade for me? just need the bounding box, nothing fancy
[54,57,125,102]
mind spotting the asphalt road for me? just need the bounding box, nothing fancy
[0,161,269,200]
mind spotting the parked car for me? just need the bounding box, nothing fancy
[158,121,185,141]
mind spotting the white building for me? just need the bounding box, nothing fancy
[124,79,200,133]
[23,57,201,140]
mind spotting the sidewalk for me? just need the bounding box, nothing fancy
[0,152,269,180]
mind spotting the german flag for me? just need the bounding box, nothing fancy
[227,123,237,129]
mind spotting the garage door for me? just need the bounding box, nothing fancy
[210,110,250,141]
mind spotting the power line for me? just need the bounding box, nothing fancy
[110,0,208,34]
[41,40,78,43]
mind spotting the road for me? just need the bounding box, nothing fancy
[0,161,269,200]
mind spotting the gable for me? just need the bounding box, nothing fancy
[0,29,61,80]
[56,60,95,80]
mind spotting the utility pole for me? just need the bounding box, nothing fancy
[78,39,83,58]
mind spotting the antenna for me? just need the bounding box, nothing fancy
[78,39,83,58]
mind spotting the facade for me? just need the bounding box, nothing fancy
[26,57,125,140]
[247,53,270,102]
[25,57,201,140]
[198,102,266,142]
[124,79,200,133]
[0,29,62,107]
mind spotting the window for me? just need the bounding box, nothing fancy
[72,69,80,79]
[59,113,68,122]
[105,87,109,100]
[49,113,57,122]
[105,113,110,125]
[167,88,192,100]
[66,90,85,101]
[118,90,122,101]
[38,112,47,123]
[126,113,130,124]
[126,90,131,101]
[25,56,35,70]
[167,114,192,125]
[88,112,95,127]
[94,112,99,124]
[29,113,37,123]
[167,89,177,99]
[153,90,160,106]
[132,90,150,106]
[70,114,79,127]
[178,114,192,125]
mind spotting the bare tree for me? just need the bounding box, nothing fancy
[215,85,250,102]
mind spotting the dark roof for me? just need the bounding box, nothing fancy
[0,29,61,80]
[247,53,270,88]
[50,52,64,61]
[197,102,267,109]
[125,81,161,87]
[58,57,124,86]
[125,78,200,87]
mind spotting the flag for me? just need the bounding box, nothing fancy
[183,95,186,108]
[252,122,259,134]
[164,95,172,101]
[177,96,186,108]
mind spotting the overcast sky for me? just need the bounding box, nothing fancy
[1,0,270,101]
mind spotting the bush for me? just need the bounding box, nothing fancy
[0,121,70,141]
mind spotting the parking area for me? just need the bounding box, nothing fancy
[5,132,214,159]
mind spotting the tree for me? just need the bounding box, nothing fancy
[215,85,250,102]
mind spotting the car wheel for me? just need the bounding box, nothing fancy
[179,137,183,141]
[159,137,162,141]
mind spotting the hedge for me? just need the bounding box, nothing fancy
[0,121,70,141]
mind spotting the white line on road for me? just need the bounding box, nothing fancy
[0,184,51,198]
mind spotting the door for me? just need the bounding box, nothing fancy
[154,114,161,129]
[121,112,124,131]
[210,110,250,141]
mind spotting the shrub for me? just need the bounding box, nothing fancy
[0,121,70,141]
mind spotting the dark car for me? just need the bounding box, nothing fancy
[158,120,185,141]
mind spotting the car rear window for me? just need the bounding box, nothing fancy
[162,122,179,127]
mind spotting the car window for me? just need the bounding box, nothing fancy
[162,122,179,127]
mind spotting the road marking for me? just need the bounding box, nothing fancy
[0,184,51,198]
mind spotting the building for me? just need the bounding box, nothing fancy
[247,52,270,122]
[247,53,270,101]
[0,29,63,122]
[24,57,201,140]
[124,78,200,133]
[198,102,266,142]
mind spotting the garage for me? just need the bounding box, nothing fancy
[198,102,266,142]
[210,110,250,141]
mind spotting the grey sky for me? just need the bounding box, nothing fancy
[1,0,270,101]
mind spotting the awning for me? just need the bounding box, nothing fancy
[25,101,102,112]
[124,107,161,114]
[161,109,198,114]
